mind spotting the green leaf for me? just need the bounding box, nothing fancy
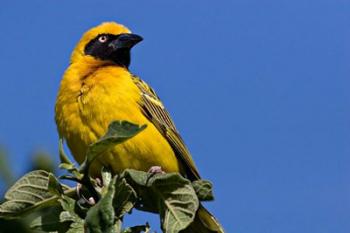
[58,196,85,233]
[191,180,214,201]
[81,121,146,173]
[153,174,199,233]
[48,173,64,196]
[60,210,77,222]
[123,169,199,233]
[59,162,74,170]
[101,167,113,188]
[122,223,150,233]
[121,170,157,213]
[61,209,85,233]
[59,139,83,180]
[0,170,59,219]
[113,177,137,218]
[65,220,85,233]
[0,218,32,233]
[59,138,73,165]
[114,219,122,233]
[59,196,76,217]
[30,206,71,232]
[85,176,117,233]
[122,170,149,187]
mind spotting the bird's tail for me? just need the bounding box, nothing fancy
[182,204,225,233]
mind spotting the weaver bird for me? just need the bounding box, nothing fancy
[55,22,224,233]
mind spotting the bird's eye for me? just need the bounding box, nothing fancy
[98,35,108,43]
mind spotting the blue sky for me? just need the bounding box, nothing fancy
[0,0,349,232]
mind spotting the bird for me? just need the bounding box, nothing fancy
[55,22,224,233]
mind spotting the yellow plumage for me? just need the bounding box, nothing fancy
[55,22,224,232]
[56,64,181,176]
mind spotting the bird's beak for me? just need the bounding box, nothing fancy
[109,33,143,50]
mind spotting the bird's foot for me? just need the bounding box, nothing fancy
[76,177,103,206]
[148,166,166,174]
[76,183,96,205]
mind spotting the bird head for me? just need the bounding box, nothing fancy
[71,22,143,68]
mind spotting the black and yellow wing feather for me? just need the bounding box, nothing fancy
[132,76,201,181]
[132,76,225,232]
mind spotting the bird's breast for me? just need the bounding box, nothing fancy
[55,65,181,176]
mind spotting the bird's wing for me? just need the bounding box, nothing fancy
[132,75,201,180]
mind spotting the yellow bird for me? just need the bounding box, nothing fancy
[55,22,224,233]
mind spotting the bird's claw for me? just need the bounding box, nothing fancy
[148,166,166,174]
[75,178,101,206]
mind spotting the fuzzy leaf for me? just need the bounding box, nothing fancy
[102,167,113,188]
[123,169,199,233]
[85,176,117,233]
[122,170,158,213]
[59,138,74,165]
[48,173,64,196]
[59,139,82,179]
[122,223,150,233]
[59,162,75,171]
[30,207,71,232]
[154,174,199,233]
[192,180,214,201]
[82,121,146,173]
[59,196,78,218]
[66,221,85,233]
[113,177,137,218]
[0,170,59,218]
[115,219,122,233]
[58,196,85,233]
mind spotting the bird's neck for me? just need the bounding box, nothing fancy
[69,57,128,82]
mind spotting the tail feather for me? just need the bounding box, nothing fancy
[182,205,225,233]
